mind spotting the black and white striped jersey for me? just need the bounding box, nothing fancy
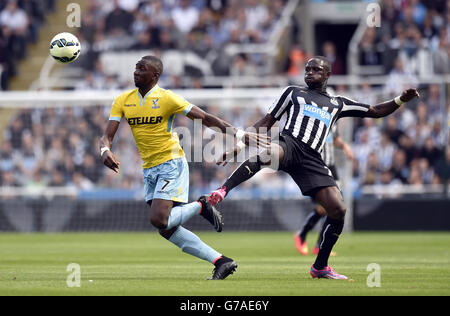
[268,85,370,153]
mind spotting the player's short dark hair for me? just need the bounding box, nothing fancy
[310,56,332,73]
[142,55,164,76]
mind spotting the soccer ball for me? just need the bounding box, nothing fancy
[49,32,81,64]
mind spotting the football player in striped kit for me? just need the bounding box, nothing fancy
[208,56,419,280]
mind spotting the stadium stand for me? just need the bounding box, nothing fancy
[0,83,448,199]
[0,0,448,201]
[0,0,55,90]
[356,0,448,75]
[69,0,292,89]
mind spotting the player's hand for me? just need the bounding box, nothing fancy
[400,88,420,103]
[243,131,271,149]
[216,146,240,167]
[102,151,120,173]
[216,132,271,166]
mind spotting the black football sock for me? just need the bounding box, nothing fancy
[298,209,323,241]
[315,219,328,248]
[313,216,344,270]
[221,156,263,195]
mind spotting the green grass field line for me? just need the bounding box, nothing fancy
[0,232,449,296]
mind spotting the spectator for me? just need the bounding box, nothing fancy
[80,154,102,183]
[398,134,418,165]
[171,0,199,34]
[405,102,430,146]
[286,45,308,82]
[26,169,46,190]
[383,57,419,96]
[432,28,449,75]
[206,0,228,14]
[384,116,404,144]
[353,83,378,108]
[420,137,442,167]
[398,25,433,77]
[0,0,28,59]
[207,17,230,49]
[130,31,154,50]
[409,0,427,26]
[0,0,28,35]
[389,22,407,50]
[421,11,438,40]
[417,158,434,184]
[244,0,268,34]
[230,53,257,77]
[322,41,345,75]
[0,170,20,187]
[390,149,409,183]
[48,170,65,187]
[104,0,133,35]
[0,140,15,172]
[430,119,445,148]
[373,169,403,198]
[381,0,400,32]
[359,26,382,66]
[70,172,94,190]
[425,84,442,117]
[407,165,424,187]
[4,117,26,150]
[377,133,396,171]
[0,26,15,90]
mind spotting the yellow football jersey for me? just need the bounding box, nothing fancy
[109,85,193,169]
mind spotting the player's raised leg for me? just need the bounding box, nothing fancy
[209,143,285,206]
[310,186,347,280]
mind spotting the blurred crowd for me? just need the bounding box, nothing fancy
[1,82,449,198]
[0,0,55,90]
[0,0,449,198]
[359,0,449,75]
[73,0,289,89]
[343,83,449,195]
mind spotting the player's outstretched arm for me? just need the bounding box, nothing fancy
[100,120,121,173]
[187,105,271,148]
[216,114,278,166]
[366,88,420,118]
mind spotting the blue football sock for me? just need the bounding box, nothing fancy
[166,202,201,230]
[168,226,222,264]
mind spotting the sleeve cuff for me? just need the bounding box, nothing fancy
[109,117,122,122]
[183,104,194,116]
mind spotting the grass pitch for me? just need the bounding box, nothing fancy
[0,231,449,296]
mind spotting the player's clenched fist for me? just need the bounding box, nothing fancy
[400,88,420,103]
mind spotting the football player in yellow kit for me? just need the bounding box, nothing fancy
[100,55,269,280]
